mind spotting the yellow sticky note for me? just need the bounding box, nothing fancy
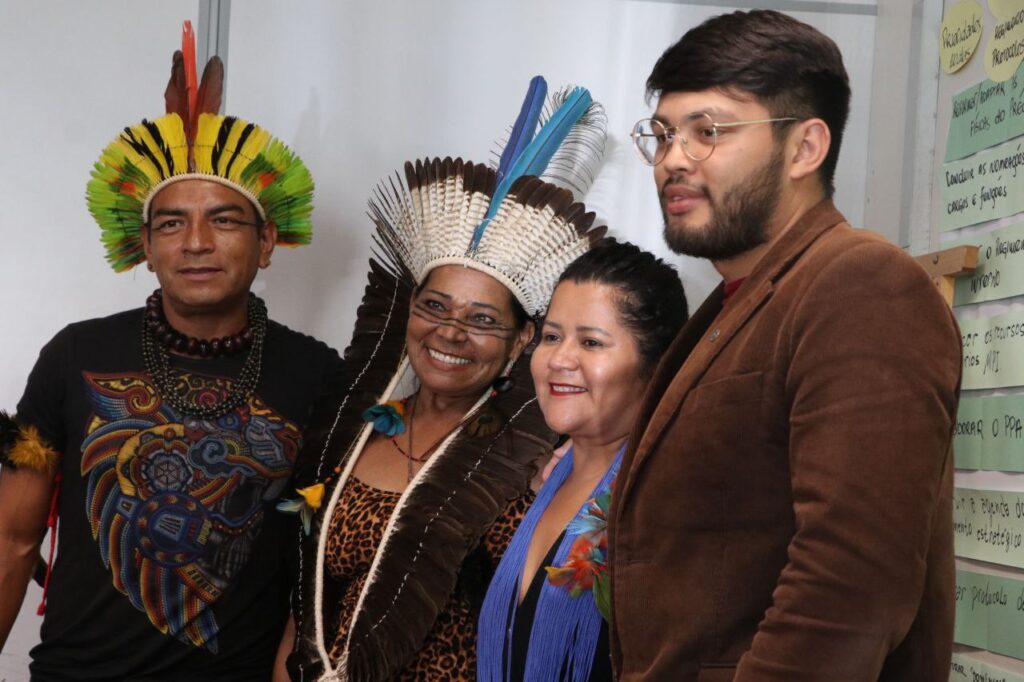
[986,4,1024,81]
[942,1,984,73]
[990,0,1023,21]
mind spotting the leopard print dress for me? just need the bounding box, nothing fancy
[324,476,530,680]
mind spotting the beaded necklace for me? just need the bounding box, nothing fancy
[145,290,256,357]
[141,290,267,419]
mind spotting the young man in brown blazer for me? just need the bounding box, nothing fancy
[610,10,962,681]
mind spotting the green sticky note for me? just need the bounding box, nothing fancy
[954,397,985,469]
[955,569,1024,662]
[940,138,1024,232]
[954,488,1024,568]
[956,314,1024,390]
[955,395,1024,471]
[954,221,1024,305]
[946,63,1024,162]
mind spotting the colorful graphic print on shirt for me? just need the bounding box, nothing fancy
[79,371,301,652]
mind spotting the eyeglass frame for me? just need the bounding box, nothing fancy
[630,113,800,166]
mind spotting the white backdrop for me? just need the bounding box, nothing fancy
[0,0,877,675]
[225,0,875,350]
[0,2,201,675]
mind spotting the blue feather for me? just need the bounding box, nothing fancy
[504,87,592,186]
[471,87,592,250]
[496,76,547,184]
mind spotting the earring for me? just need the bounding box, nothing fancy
[490,357,517,396]
[491,374,515,395]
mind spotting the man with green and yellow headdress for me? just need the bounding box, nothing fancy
[0,24,339,679]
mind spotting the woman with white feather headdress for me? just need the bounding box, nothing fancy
[275,77,607,681]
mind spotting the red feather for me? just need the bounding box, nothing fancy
[181,21,198,133]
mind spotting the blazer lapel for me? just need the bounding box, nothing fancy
[616,199,847,507]
[618,277,774,503]
[628,284,724,448]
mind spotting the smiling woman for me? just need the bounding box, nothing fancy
[279,159,605,682]
[478,239,688,682]
[346,263,536,494]
[278,76,609,682]
[405,266,533,408]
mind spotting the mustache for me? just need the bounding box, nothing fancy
[660,174,711,199]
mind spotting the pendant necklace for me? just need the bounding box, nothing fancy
[388,397,474,482]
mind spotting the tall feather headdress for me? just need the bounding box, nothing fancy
[371,76,607,316]
[296,77,608,680]
[86,22,313,272]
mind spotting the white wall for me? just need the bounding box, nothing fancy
[0,1,878,675]
[224,0,876,351]
[0,2,199,676]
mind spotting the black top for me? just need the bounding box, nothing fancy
[17,308,339,682]
[509,531,613,682]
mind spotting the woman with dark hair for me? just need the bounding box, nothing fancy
[277,77,609,681]
[477,239,688,681]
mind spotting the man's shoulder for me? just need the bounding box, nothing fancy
[812,220,906,260]
[783,220,955,336]
[46,307,142,347]
[267,319,337,356]
[266,319,341,375]
[798,221,929,286]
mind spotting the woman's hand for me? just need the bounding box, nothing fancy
[542,439,572,483]
[272,614,297,682]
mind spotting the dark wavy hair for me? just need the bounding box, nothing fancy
[646,10,850,198]
[557,239,687,372]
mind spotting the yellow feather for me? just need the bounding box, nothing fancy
[131,122,172,179]
[297,483,325,510]
[95,147,147,200]
[229,124,271,185]
[9,425,59,475]
[153,114,189,175]
[111,129,163,188]
[192,113,224,175]
[218,119,245,176]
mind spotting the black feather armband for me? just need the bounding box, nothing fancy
[0,410,59,475]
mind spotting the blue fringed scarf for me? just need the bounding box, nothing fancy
[478,445,623,681]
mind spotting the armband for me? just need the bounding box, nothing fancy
[0,410,59,475]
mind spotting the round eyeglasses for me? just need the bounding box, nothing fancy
[630,113,799,166]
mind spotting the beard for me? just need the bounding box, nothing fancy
[661,147,785,261]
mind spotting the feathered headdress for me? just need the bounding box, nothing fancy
[86,22,313,272]
[369,76,607,316]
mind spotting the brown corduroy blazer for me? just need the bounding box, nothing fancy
[608,200,962,681]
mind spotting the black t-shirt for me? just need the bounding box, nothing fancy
[16,308,338,682]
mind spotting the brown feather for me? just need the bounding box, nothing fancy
[416,158,429,187]
[586,222,608,244]
[287,245,554,679]
[164,50,188,122]
[403,160,418,191]
[194,56,225,131]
